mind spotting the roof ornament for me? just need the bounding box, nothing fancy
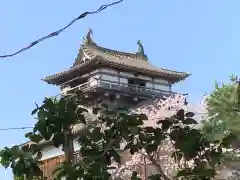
[136,40,148,60]
[82,28,96,46]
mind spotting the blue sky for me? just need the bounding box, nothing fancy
[0,0,240,179]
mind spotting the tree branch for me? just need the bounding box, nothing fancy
[138,151,172,180]
[146,152,172,180]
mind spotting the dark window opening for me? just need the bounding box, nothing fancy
[128,79,146,87]
[138,81,146,87]
[128,78,146,93]
[128,79,135,85]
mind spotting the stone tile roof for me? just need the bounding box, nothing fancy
[82,45,189,77]
[42,29,190,85]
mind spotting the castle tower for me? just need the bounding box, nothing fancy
[43,29,189,110]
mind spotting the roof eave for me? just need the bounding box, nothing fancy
[41,59,99,85]
[42,58,190,85]
[98,59,190,82]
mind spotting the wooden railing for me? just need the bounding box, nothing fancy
[96,79,172,96]
[65,78,178,98]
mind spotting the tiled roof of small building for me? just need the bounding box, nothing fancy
[43,29,190,85]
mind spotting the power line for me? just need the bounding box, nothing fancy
[0,0,123,58]
[0,127,33,131]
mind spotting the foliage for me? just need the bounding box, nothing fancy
[199,75,240,178]
[0,96,236,180]
[201,75,240,141]
[0,145,42,180]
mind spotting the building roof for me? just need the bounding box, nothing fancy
[42,29,190,85]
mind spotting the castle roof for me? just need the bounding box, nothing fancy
[43,29,190,85]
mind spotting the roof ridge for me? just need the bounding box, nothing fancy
[79,29,148,61]
[96,45,148,60]
[82,44,148,61]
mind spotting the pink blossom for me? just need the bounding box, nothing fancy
[111,94,207,179]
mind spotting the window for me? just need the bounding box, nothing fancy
[127,78,146,93]
[138,80,146,87]
[128,79,146,87]
[128,79,135,85]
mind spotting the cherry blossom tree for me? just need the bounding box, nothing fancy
[111,94,209,179]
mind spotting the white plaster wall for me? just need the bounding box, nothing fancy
[153,78,169,84]
[146,82,153,89]
[99,68,118,75]
[137,75,152,81]
[119,72,134,78]
[90,68,120,86]
[41,146,64,160]
[101,74,118,83]
[154,84,170,92]
[120,78,127,84]
[41,140,81,160]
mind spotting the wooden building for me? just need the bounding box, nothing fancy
[32,29,190,179]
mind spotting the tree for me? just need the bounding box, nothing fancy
[201,75,240,141]
[199,75,240,179]
[0,95,236,180]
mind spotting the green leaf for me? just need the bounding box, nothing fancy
[138,113,148,121]
[25,132,33,138]
[221,133,237,148]
[52,133,65,148]
[157,119,172,131]
[176,169,192,177]
[146,144,158,154]
[183,118,198,125]
[176,109,185,121]
[35,152,42,160]
[21,145,30,153]
[126,114,144,126]
[29,134,43,143]
[109,150,121,163]
[148,174,161,180]
[31,108,38,115]
[130,126,139,135]
[193,166,215,177]
[29,144,38,152]
[144,126,155,133]
[131,171,141,180]
[129,144,140,155]
[185,112,195,118]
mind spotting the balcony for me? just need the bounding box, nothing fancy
[65,78,179,99]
